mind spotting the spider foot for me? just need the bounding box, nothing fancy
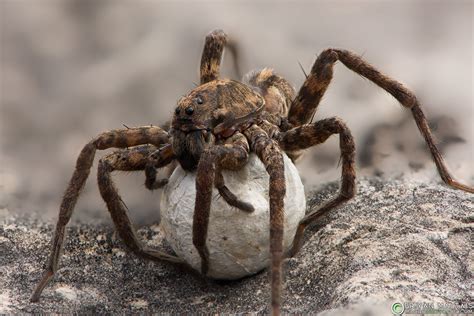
[199,252,210,276]
[218,185,255,213]
[194,244,210,276]
[144,165,169,190]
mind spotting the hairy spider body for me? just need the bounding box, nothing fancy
[171,79,264,171]
[31,29,473,315]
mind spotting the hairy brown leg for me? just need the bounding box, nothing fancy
[145,144,176,190]
[288,48,473,193]
[287,49,337,125]
[214,170,254,213]
[31,126,169,302]
[200,29,242,84]
[97,146,184,265]
[244,125,286,316]
[278,118,356,257]
[193,133,250,275]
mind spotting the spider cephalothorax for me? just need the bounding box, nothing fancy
[31,29,473,315]
[171,79,264,171]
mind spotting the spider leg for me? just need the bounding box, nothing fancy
[288,49,473,193]
[214,170,255,212]
[97,146,184,265]
[193,133,250,275]
[277,118,356,257]
[287,49,337,126]
[244,125,286,316]
[145,144,176,190]
[31,126,170,302]
[200,29,242,84]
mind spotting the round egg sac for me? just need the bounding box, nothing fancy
[160,153,306,279]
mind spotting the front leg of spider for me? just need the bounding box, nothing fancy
[192,133,250,275]
[97,146,184,265]
[31,126,171,302]
[145,143,176,190]
[214,169,255,213]
[244,125,286,316]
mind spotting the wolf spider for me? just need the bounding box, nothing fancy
[31,29,473,314]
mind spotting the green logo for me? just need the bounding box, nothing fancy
[391,302,405,315]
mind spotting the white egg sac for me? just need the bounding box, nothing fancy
[160,153,306,279]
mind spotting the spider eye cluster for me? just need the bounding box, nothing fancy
[174,95,203,116]
[174,107,195,116]
[185,107,194,115]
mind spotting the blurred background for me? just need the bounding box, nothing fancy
[1,0,472,224]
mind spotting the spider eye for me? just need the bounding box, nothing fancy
[185,107,194,115]
[175,107,180,115]
[195,96,203,105]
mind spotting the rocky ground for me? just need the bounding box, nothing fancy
[1,178,472,315]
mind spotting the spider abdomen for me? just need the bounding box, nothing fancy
[160,153,306,279]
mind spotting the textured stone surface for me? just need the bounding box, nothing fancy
[161,154,306,279]
[1,178,472,315]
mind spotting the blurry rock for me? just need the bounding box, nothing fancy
[0,178,472,314]
[358,113,465,174]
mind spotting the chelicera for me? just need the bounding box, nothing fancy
[31,29,473,315]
